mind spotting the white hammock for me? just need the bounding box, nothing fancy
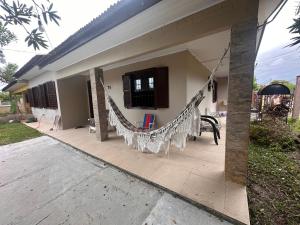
[103,45,229,154]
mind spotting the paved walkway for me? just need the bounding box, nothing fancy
[24,121,250,225]
[0,136,232,225]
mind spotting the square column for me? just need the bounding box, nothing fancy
[89,68,108,141]
[225,17,258,184]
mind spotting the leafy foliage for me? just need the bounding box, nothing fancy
[253,76,260,91]
[0,22,16,47]
[248,144,300,225]
[10,98,16,113]
[270,80,296,92]
[0,63,18,83]
[288,3,300,46]
[0,91,9,101]
[0,0,60,50]
[288,117,300,133]
[250,119,297,152]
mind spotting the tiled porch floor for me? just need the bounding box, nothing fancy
[24,121,249,225]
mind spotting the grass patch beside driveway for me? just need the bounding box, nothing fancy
[0,123,42,146]
[248,145,300,225]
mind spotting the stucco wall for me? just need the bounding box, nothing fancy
[104,51,188,127]
[216,77,228,111]
[28,72,56,88]
[57,75,90,129]
[186,52,214,114]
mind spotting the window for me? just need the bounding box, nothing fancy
[122,67,169,109]
[134,79,142,91]
[27,81,58,109]
[208,80,218,103]
[148,77,154,89]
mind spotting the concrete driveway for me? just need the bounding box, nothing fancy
[0,136,232,225]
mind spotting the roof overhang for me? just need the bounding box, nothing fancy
[42,0,225,72]
[2,80,28,93]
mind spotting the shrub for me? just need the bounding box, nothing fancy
[10,99,17,114]
[288,118,300,133]
[250,118,297,152]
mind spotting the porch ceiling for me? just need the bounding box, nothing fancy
[186,30,230,77]
[102,29,231,77]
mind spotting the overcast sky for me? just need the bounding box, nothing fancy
[255,0,300,84]
[1,0,300,87]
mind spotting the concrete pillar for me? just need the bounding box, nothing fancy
[89,68,108,141]
[292,76,300,119]
[225,16,258,184]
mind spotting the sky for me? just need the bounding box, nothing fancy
[1,0,120,67]
[255,0,300,84]
[1,0,300,88]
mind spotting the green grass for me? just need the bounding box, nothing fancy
[0,123,42,146]
[248,144,300,225]
[288,118,300,133]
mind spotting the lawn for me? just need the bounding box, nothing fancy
[0,123,42,146]
[248,119,300,225]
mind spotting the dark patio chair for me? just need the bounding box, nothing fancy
[193,115,221,145]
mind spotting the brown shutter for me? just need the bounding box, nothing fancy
[212,80,217,103]
[32,86,39,108]
[122,75,132,108]
[154,67,169,108]
[45,81,58,109]
[27,89,34,107]
[39,85,47,108]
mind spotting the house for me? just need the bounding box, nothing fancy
[2,0,284,223]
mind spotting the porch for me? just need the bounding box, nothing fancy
[24,119,249,225]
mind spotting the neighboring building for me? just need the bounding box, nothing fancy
[3,0,282,186]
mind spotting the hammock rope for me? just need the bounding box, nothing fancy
[100,44,230,154]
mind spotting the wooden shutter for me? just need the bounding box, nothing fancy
[154,67,169,108]
[32,86,39,108]
[212,80,217,103]
[26,89,34,107]
[122,75,132,108]
[39,85,48,108]
[45,81,58,109]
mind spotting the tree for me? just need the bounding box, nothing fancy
[0,0,60,51]
[0,63,18,83]
[0,22,16,63]
[0,22,16,47]
[253,76,260,91]
[270,80,295,92]
[288,2,300,46]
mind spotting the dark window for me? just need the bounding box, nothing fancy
[148,77,154,89]
[134,79,142,91]
[208,80,218,103]
[45,81,58,109]
[122,67,169,109]
[27,81,58,109]
[32,86,39,107]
